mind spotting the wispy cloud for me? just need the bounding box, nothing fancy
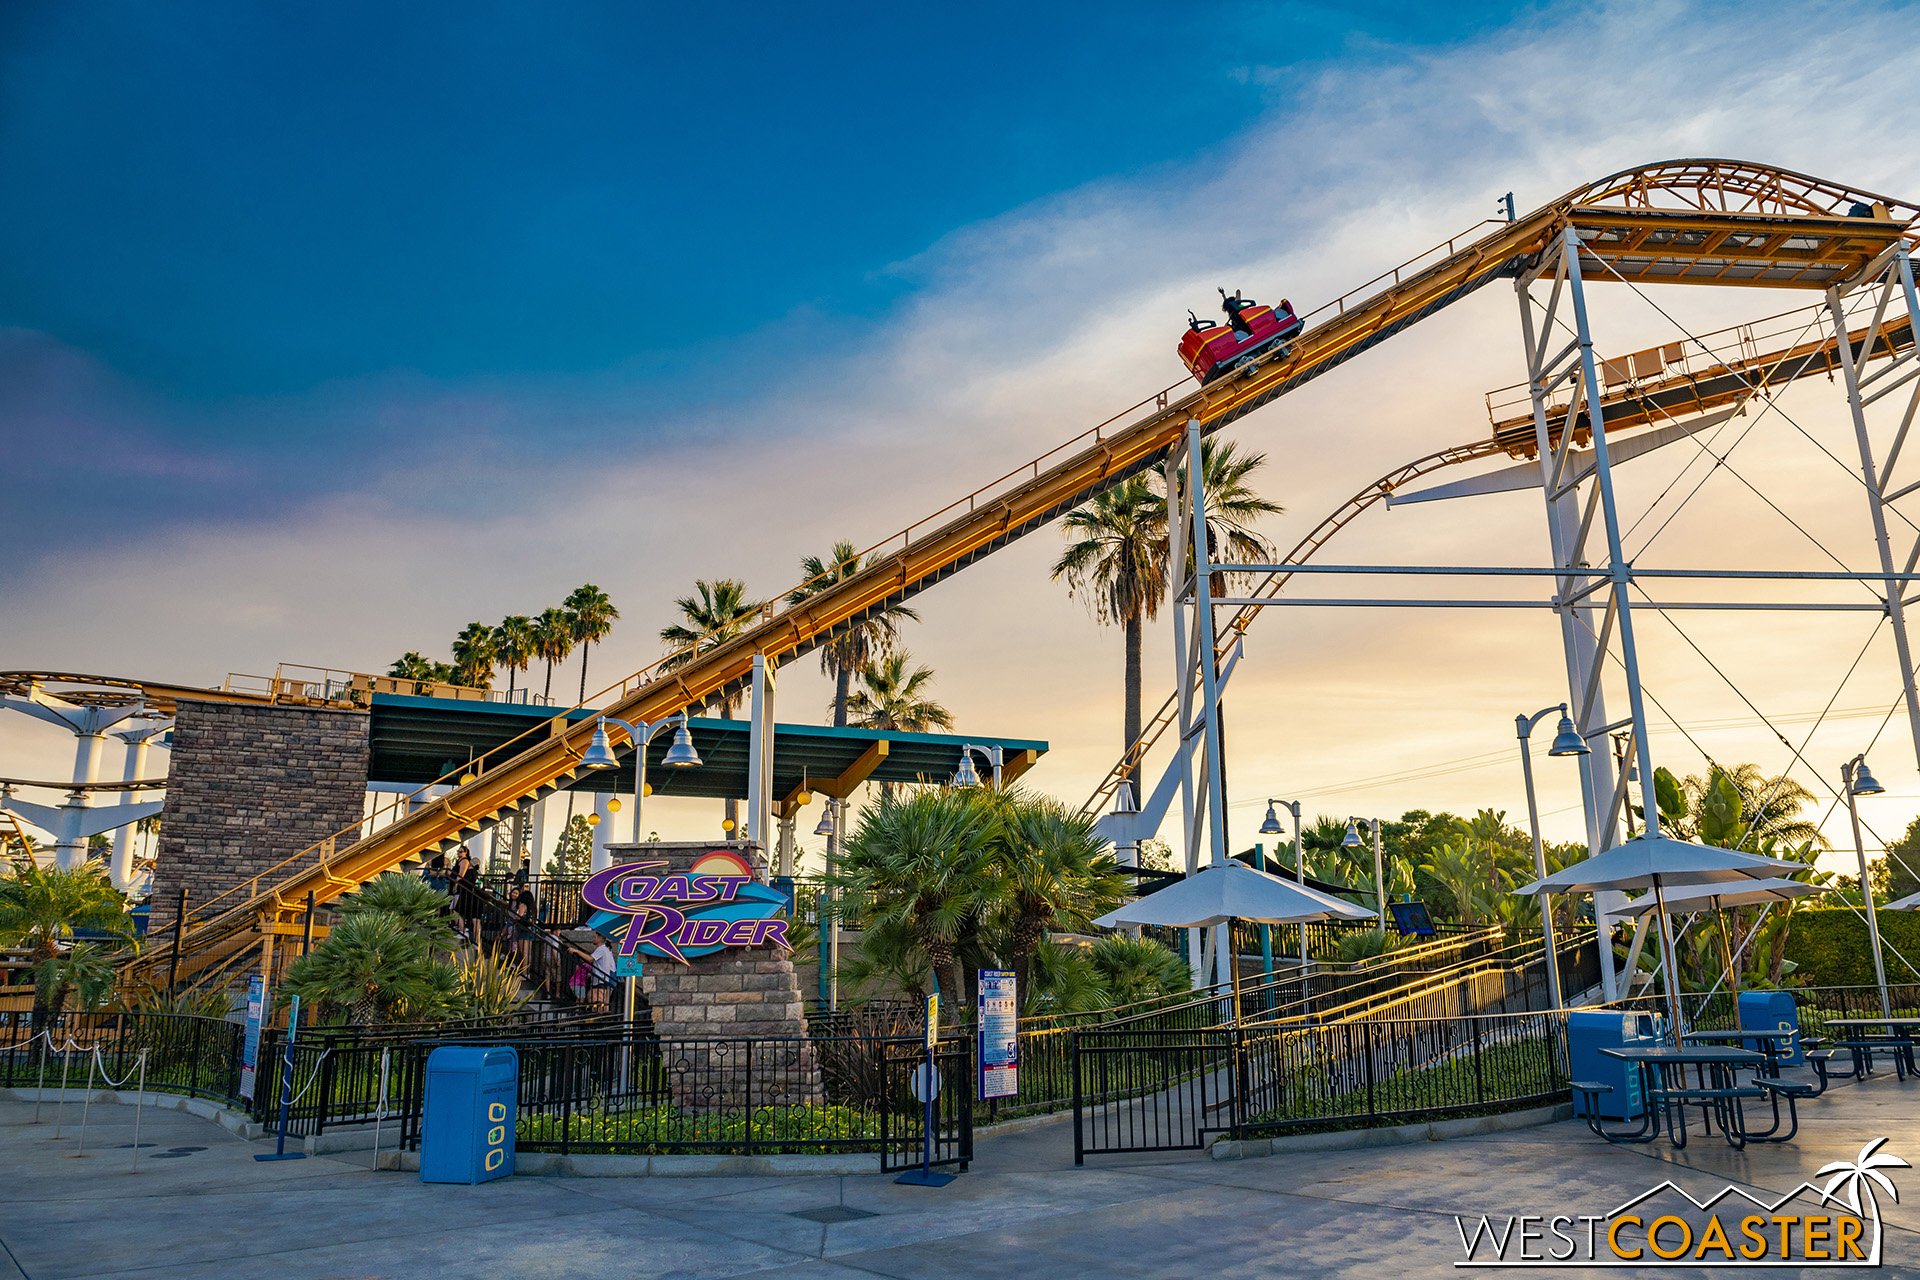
[7,0,1920,858]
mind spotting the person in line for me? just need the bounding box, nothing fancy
[456,862,484,951]
[589,936,616,1012]
[510,886,536,968]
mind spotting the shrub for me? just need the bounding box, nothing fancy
[1781,908,1920,988]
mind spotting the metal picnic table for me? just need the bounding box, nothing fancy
[1681,1028,1798,1077]
[1819,1017,1920,1079]
[1585,1044,1805,1149]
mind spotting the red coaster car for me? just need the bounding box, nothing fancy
[1178,288,1305,385]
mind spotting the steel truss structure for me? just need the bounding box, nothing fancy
[1165,225,1920,1004]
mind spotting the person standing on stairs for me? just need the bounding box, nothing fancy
[456,861,485,951]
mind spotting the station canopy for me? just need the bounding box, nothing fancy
[366,693,1045,804]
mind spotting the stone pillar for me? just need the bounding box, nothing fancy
[606,840,821,1109]
[151,699,370,931]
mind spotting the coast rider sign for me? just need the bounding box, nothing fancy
[581,850,791,963]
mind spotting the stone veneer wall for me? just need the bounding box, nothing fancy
[151,698,371,929]
[606,840,822,1109]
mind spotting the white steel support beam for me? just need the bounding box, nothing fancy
[1165,443,1204,987]
[1516,250,1623,1002]
[1558,226,1677,1033]
[747,653,777,865]
[1829,249,1920,767]
[1185,418,1234,995]
[109,722,169,891]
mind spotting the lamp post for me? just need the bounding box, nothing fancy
[579,712,702,1044]
[1342,818,1389,940]
[1843,753,1893,1019]
[580,712,702,844]
[953,744,1004,791]
[1517,703,1589,1012]
[815,799,841,1012]
[1259,799,1307,970]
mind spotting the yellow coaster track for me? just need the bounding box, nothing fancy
[142,159,1919,988]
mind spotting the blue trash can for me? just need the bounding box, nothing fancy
[420,1046,517,1184]
[1567,1010,1661,1119]
[1737,990,1804,1067]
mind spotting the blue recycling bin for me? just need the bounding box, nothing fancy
[420,1046,517,1184]
[1567,1010,1661,1119]
[1738,990,1804,1067]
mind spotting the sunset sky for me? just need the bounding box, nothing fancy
[6,0,1920,879]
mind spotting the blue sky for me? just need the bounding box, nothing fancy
[9,0,1920,855]
[0,3,1525,452]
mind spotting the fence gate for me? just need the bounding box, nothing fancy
[1072,1028,1237,1164]
[879,1036,973,1173]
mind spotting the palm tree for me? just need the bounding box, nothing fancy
[278,912,459,1025]
[388,652,435,680]
[789,541,920,730]
[1053,477,1166,798]
[1087,934,1191,1007]
[494,615,535,698]
[847,652,952,734]
[450,622,498,689]
[0,859,132,1028]
[563,584,619,704]
[658,579,767,713]
[831,788,997,998]
[531,608,575,702]
[985,792,1130,1008]
[660,579,767,830]
[1053,439,1280,797]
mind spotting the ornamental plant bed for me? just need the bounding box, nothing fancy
[517,1102,889,1154]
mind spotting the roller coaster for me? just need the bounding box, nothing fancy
[114,159,1918,992]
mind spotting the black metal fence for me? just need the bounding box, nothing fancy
[1071,1008,1571,1162]
[0,1011,246,1102]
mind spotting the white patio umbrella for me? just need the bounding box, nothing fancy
[1094,860,1375,929]
[1095,862,1373,1017]
[1512,835,1803,1040]
[1615,877,1827,999]
[1883,890,1920,912]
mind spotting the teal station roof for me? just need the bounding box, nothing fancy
[366,694,1047,801]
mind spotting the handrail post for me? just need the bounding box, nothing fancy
[1071,1032,1084,1167]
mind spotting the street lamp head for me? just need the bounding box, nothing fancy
[1851,759,1885,796]
[661,724,702,768]
[1342,818,1363,848]
[1548,710,1589,757]
[1259,802,1283,836]
[580,720,621,771]
[952,751,981,789]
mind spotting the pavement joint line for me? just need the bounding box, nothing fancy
[0,1231,33,1280]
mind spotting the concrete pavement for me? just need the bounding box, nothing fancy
[4,1071,1918,1278]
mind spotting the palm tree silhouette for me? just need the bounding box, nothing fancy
[450,622,497,689]
[563,584,619,704]
[1819,1137,1910,1219]
[788,540,919,731]
[494,614,535,699]
[531,608,574,702]
[1053,439,1279,800]
[847,651,952,799]
[660,578,767,831]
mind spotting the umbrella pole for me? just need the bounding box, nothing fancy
[1715,899,1740,1005]
[1652,875,1685,1043]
